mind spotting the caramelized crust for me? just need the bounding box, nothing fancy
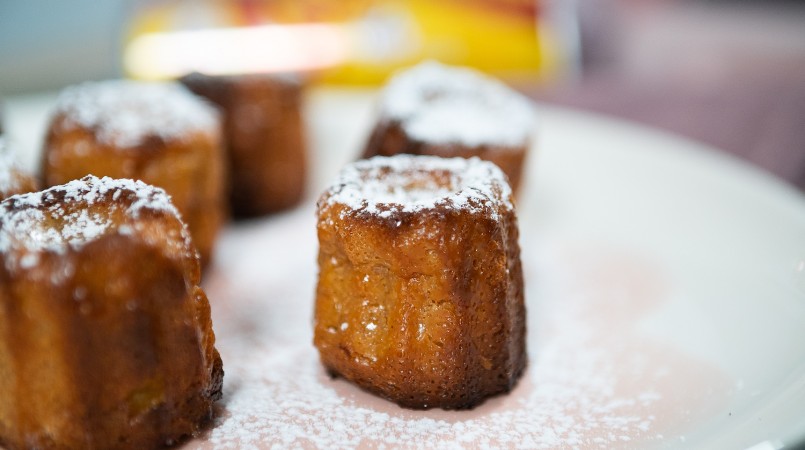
[41,81,226,266]
[180,72,307,217]
[0,176,223,449]
[314,155,526,409]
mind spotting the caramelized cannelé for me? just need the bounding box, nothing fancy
[42,80,226,265]
[314,155,526,409]
[0,176,222,449]
[362,61,535,192]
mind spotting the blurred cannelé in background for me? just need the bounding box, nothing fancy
[181,72,307,218]
[362,61,535,193]
[41,80,226,266]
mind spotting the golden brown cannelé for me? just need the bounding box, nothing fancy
[314,154,526,409]
[362,61,535,192]
[0,175,223,449]
[41,80,226,266]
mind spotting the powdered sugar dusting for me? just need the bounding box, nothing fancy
[0,175,180,270]
[53,80,219,148]
[320,154,513,220]
[380,61,535,147]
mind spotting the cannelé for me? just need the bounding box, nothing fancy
[0,176,223,449]
[41,80,226,265]
[314,154,526,409]
[180,72,307,217]
[362,61,535,192]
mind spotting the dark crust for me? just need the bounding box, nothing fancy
[323,358,528,411]
[207,349,225,403]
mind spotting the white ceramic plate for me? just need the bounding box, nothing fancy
[5,89,805,449]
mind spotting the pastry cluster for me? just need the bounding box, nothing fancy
[42,80,226,266]
[0,59,533,448]
[42,76,310,264]
[313,62,532,409]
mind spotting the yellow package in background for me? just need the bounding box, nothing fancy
[319,0,566,85]
[125,0,572,85]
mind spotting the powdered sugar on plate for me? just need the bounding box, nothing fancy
[0,175,180,270]
[186,212,729,449]
[379,61,535,148]
[319,154,513,220]
[53,80,219,148]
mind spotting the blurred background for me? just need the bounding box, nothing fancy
[1,0,804,189]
